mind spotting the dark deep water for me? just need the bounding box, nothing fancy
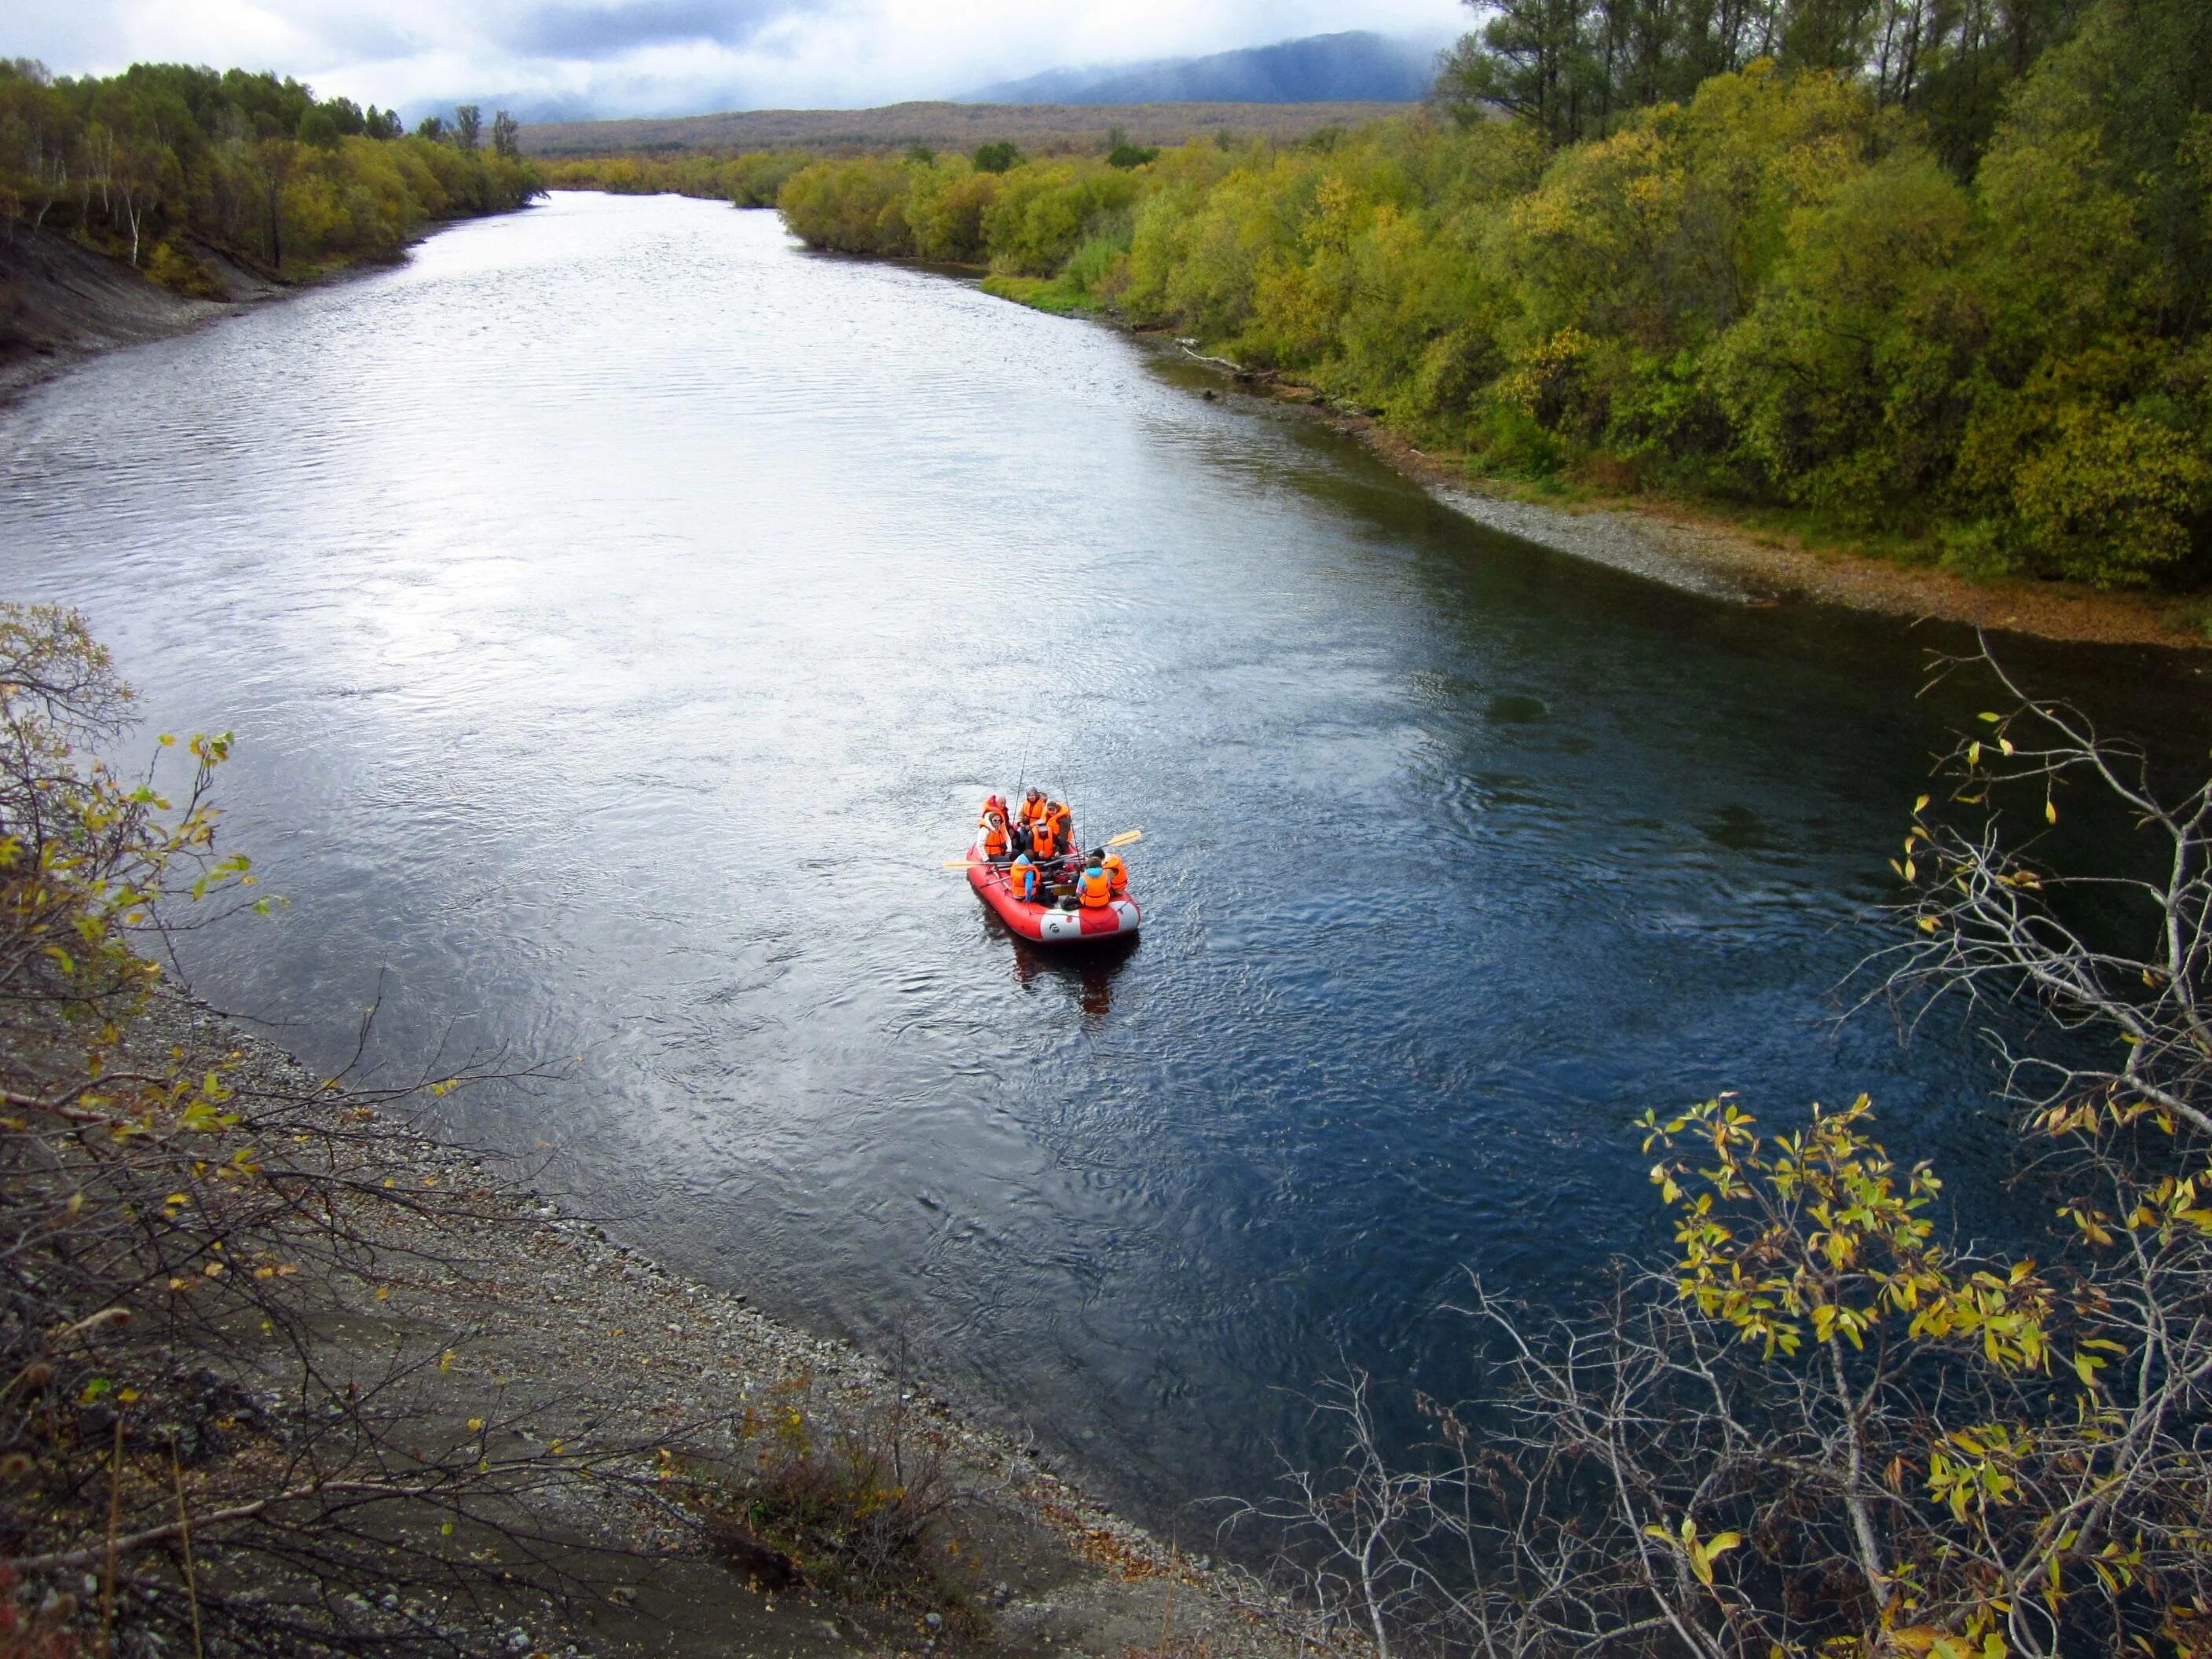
[3,192,2204,1528]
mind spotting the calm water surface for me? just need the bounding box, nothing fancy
[2,193,2201,1525]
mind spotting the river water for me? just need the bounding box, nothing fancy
[2,192,2201,1526]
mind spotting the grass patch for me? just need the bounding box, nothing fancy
[685,1377,987,1632]
[980,273,1104,316]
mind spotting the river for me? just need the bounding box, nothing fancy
[2,192,2200,1529]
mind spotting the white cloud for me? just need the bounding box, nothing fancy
[8,0,1473,116]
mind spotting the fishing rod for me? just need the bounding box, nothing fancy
[943,830,1141,870]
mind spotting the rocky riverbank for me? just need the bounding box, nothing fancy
[1157,349,2212,654]
[96,986,1339,1659]
[0,223,293,403]
[1331,398,2212,650]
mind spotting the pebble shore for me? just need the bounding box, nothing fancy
[135,987,1342,1659]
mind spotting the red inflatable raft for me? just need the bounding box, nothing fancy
[965,845,1141,944]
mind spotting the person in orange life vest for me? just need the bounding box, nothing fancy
[980,793,1007,830]
[1101,850,1128,894]
[980,811,1012,861]
[1028,812,1062,862]
[1046,800,1074,849]
[1007,852,1039,902]
[1076,854,1111,909]
[1009,789,1049,856]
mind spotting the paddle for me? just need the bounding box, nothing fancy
[943,829,1142,870]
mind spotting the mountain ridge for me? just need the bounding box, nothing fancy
[963,31,1438,106]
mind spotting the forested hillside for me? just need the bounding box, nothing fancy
[778,0,2212,592]
[0,59,542,286]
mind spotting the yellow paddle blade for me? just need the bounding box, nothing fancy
[1105,829,1143,847]
[943,859,989,869]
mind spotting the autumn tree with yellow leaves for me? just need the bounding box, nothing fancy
[1239,647,2212,1659]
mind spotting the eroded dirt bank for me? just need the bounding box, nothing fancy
[0,223,287,402]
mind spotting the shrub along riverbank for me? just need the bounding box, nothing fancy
[539,150,804,207]
[773,0,2212,599]
[0,59,542,287]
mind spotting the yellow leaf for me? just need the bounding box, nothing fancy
[2045,799,2057,824]
[467,1417,485,1432]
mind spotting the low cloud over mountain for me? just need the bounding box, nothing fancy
[964,31,1440,106]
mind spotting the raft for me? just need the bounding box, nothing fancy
[965,844,1141,944]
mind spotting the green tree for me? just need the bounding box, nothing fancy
[296,105,339,148]
[1435,0,1606,145]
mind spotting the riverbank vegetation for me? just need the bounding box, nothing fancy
[0,58,542,285]
[1254,645,2212,1658]
[775,0,2212,595]
[538,148,802,207]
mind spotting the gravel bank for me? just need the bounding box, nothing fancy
[1332,396,2212,651]
[1140,336,2210,653]
[129,986,1339,1659]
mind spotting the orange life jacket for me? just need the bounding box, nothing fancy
[1008,859,1038,900]
[1078,866,1111,908]
[981,816,1010,857]
[1102,853,1128,893]
[980,795,1006,826]
[1030,819,1060,859]
[1046,804,1072,842]
[1018,794,1049,827]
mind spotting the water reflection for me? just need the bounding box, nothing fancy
[1002,927,1141,1021]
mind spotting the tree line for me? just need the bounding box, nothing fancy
[537,148,804,207]
[774,0,2211,592]
[0,58,543,285]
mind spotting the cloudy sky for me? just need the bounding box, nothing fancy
[10,0,1474,119]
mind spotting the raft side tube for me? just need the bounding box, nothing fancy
[964,844,1141,943]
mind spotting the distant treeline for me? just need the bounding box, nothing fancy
[539,150,804,207]
[775,0,2212,591]
[518,101,1403,160]
[0,58,543,286]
